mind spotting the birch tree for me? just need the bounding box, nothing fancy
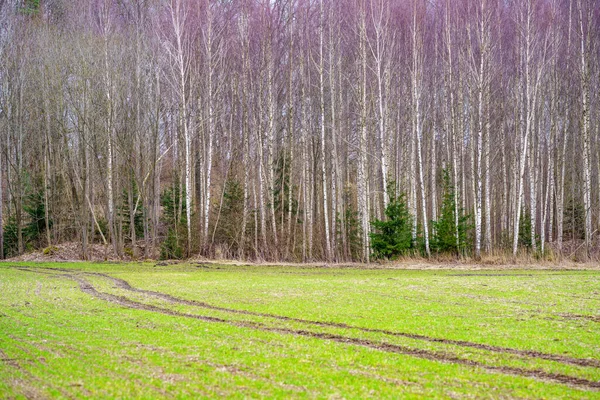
[163,0,193,255]
[577,0,593,257]
[411,0,430,257]
[0,0,598,262]
[358,8,370,262]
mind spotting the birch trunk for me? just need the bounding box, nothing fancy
[258,118,267,256]
[529,116,538,253]
[556,0,573,254]
[203,2,215,249]
[578,0,592,257]
[285,5,295,259]
[239,11,250,259]
[412,1,430,257]
[445,0,460,252]
[43,82,52,247]
[266,25,278,254]
[358,12,370,262]
[372,2,390,210]
[329,6,341,260]
[319,0,331,260]
[103,25,117,257]
[512,35,527,258]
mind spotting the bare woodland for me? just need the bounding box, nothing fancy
[0,0,598,262]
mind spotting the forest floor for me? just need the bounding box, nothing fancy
[8,240,600,269]
[0,262,599,399]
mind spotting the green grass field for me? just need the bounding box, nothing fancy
[0,262,599,399]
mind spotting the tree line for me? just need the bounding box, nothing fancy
[0,0,598,262]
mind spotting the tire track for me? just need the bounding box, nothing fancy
[0,348,73,400]
[14,265,600,370]
[21,269,600,391]
[30,266,600,370]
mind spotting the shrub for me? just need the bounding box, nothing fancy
[43,246,59,256]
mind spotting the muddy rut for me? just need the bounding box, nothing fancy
[11,266,600,390]
[22,265,600,370]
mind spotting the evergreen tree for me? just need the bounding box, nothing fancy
[3,217,19,259]
[337,207,362,261]
[3,190,51,257]
[273,151,298,218]
[563,197,585,241]
[160,228,185,260]
[518,209,533,249]
[20,0,40,15]
[431,169,470,255]
[160,181,187,227]
[159,179,188,260]
[518,209,540,251]
[120,181,145,243]
[369,185,413,260]
[214,180,246,254]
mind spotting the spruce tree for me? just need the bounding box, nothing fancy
[431,169,470,255]
[370,185,413,260]
[159,180,187,260]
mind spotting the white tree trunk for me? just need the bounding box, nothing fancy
[203,4,214,249]
[412,1,430,257]
[358,13,370,262]
[319,0,331,260]
[578,0,592,257]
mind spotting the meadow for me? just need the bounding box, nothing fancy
[0,262,599,399]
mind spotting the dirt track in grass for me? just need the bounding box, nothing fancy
[17,266,600,369]
[13,266,600,390]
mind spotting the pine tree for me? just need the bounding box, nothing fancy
[369,186,413,260]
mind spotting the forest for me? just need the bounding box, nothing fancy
[0,0,599,262]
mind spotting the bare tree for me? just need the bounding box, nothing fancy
[1,0,598,263]
[162,0,194,255]
[411,0,430,257]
